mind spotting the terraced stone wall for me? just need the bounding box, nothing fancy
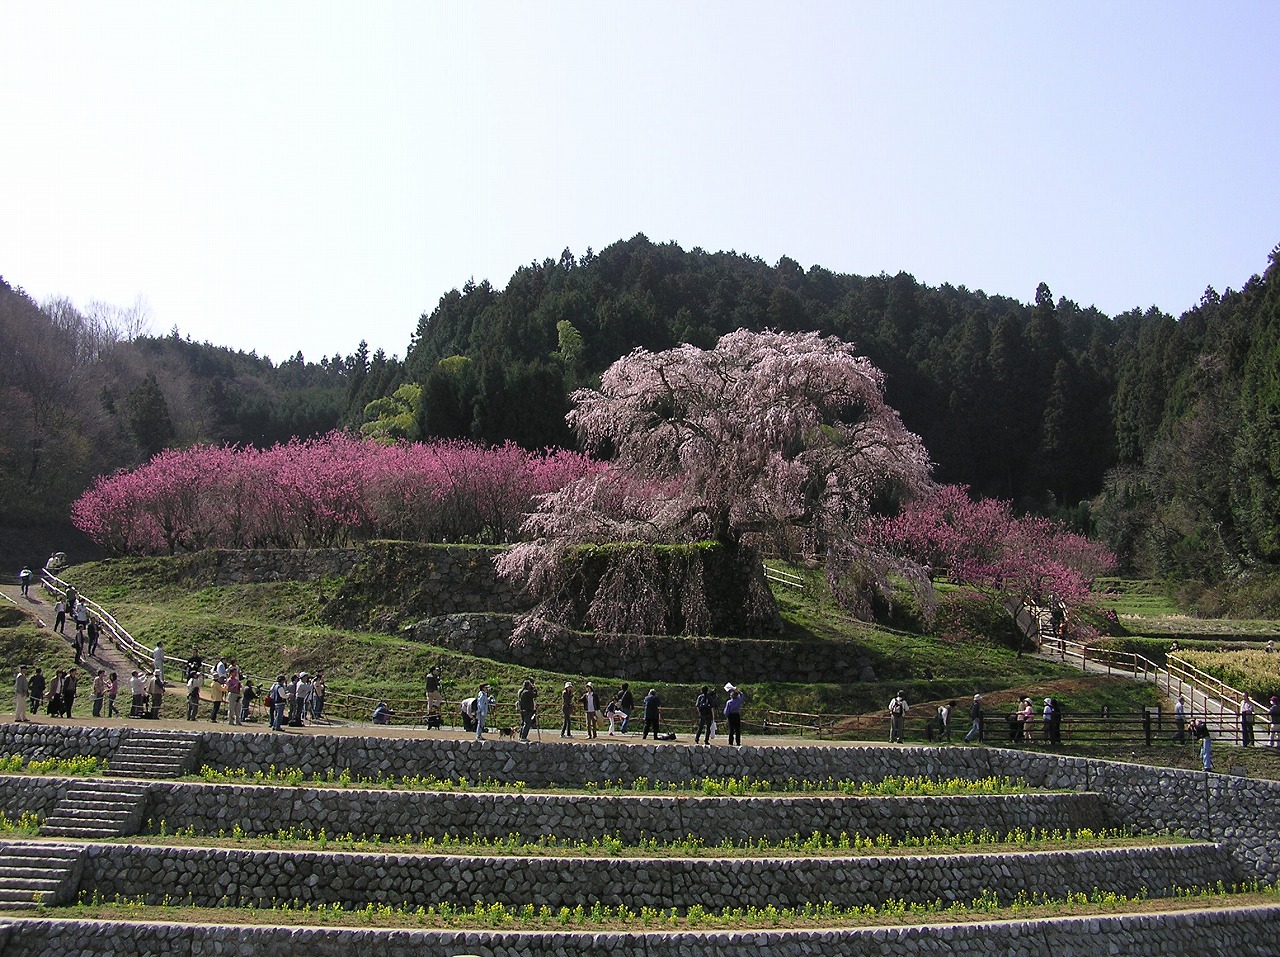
[139,783,1108,844]
[412,614,870,684]
[4,909,1280,957]
[75,840,1233,913]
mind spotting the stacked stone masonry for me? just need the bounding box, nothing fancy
[411,613,871,683]
[2,723,1279,885]
[3,910,1280,957]
[61,839,1233,912]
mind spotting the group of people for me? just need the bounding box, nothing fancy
[451,678,747,746]
[895,693,1066,747]
[263,671,326,731]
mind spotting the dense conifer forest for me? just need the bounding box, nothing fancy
[3,235,1279,586]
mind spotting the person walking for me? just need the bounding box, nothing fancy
[13,666,30,722]
[723,687,744,746]
[53,600,66,635]
[618,683,634,734]
[311,672,326,721]
[694,687,714,745]
[642,688,661,739]
[963,694,984,743]
[474,682,494,741]
[18,566,32,598]
[605,697,626,735]
[518,679,537,741]
[560,681,575,738]
[581,682,598,739]
[887,690,909,744]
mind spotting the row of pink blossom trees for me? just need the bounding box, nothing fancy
[71,432,599,554]
[869,483,1116,606]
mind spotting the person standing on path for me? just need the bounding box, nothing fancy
[1196,720,1212,771]
[642,688,661,739]
[149,671,164,719]
[1175,696,1187,744]
[1269,696,1280,748]
[91,670,106,717]
[937,701,954,743]
[153,644,165,683]
[474,682,494,740]
[723,687,744,746]
[62,670,78,716]
[1241,693,1256,747]
[13,666,30,722]
[887,690,909,744]
[560,681,575,738]
[694,687,714,745]
[106,672,119,717]
[225,670,242,725]
[28,669,45,715]
[53,600,66,635]
[18,567,31,598]
[518,679,537,741]
[581,682,598,739]
[186,671,202,721]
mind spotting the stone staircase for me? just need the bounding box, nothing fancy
[0,843,84,909]
[38,780,150,839]
[105,729,201,779]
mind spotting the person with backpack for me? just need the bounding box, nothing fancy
[268,675,287,731]
[887,690,909,744]
[694,687,714,745]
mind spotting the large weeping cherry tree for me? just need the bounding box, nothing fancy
[497,329,934,639]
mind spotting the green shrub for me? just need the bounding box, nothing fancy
[932,589,1019,647]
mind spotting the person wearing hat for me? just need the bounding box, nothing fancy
[1041,697,1056,745]
[963,694,984,743]
[580,682,598,739]
[887,690,909,744]
[1020,697,1035,742]
[560,681,575,738]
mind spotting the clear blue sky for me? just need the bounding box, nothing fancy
[2,1,1277,363]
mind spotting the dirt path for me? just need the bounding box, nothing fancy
[1,581,141,682]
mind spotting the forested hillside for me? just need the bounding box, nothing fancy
[5,236,1280,586]
[399,235,1280,581]
[0,277,374,531]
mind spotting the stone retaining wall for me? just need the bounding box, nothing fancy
[3,725,1279,881]
[72,840,1233,912]
[4,909,1280,957]
[139,783,1108,845]
[412,614,871,684]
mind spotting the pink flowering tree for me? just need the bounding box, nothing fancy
[71,432,597,554]
[870,483,1117,606]
[497,330,934,636]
